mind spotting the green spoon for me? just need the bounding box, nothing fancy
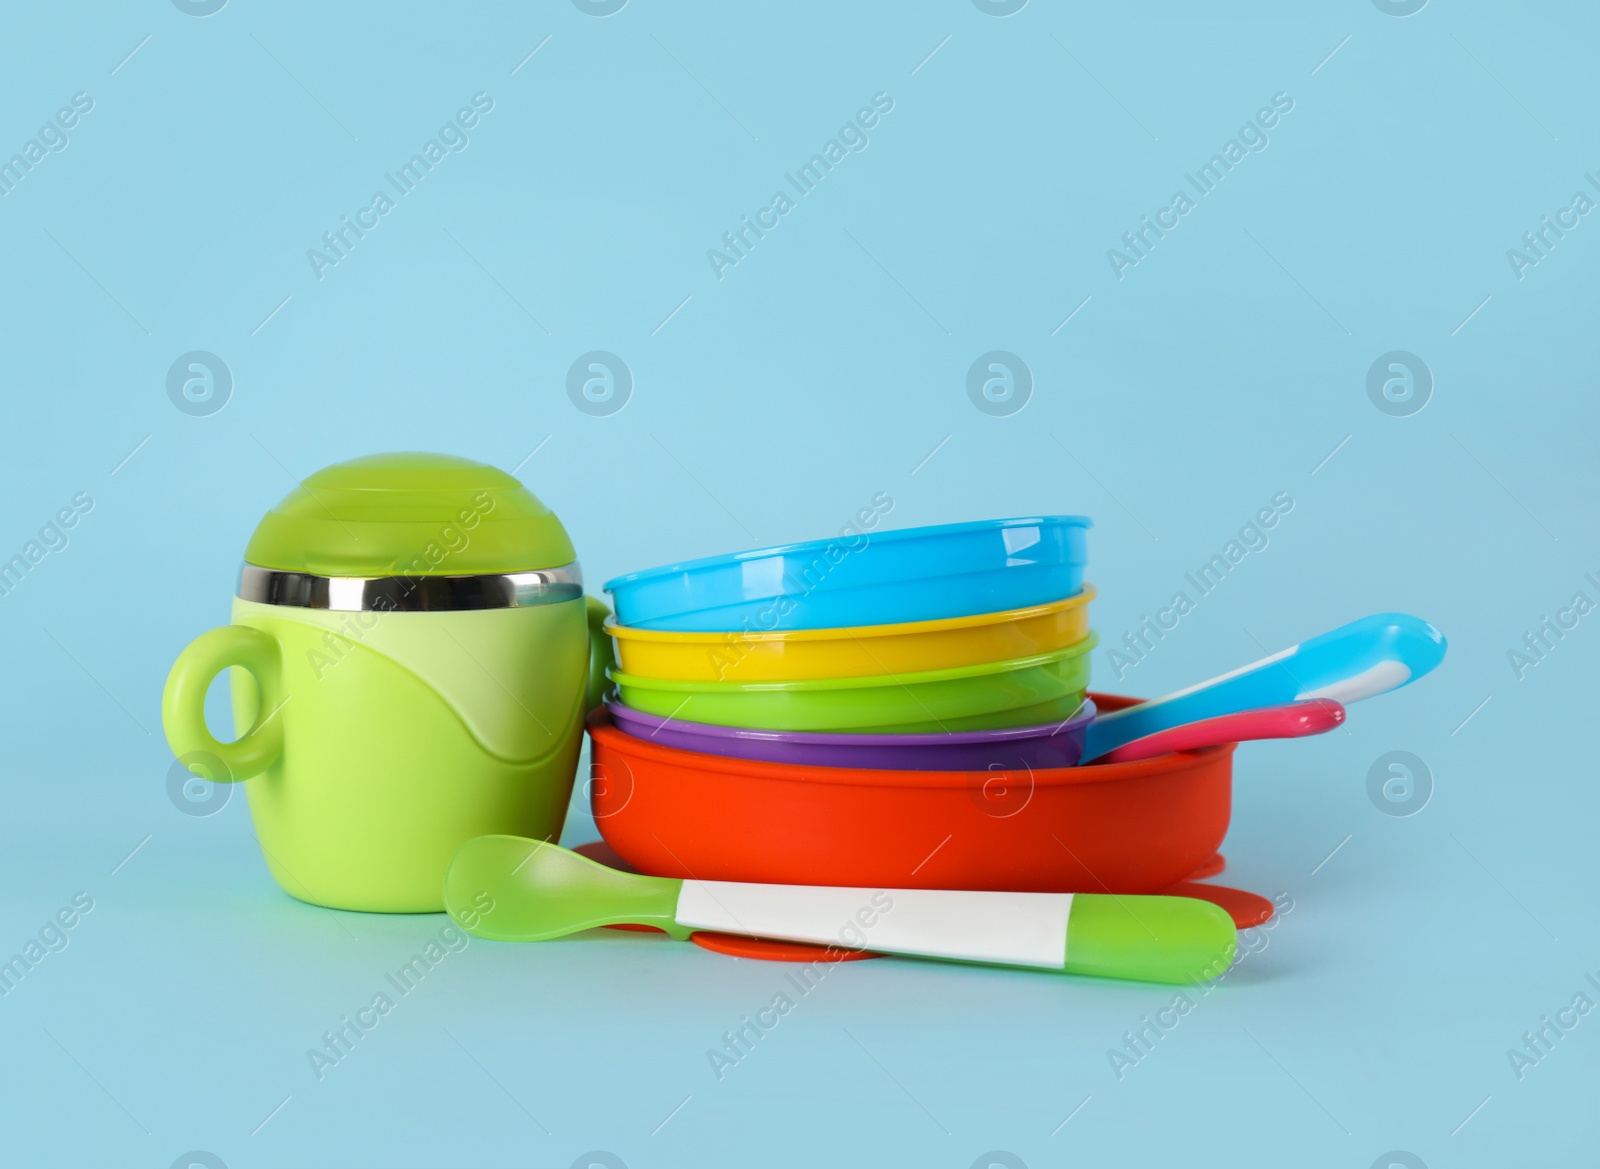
[444,836,1237,985]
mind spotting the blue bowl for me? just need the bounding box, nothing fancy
[603,516,1091,632]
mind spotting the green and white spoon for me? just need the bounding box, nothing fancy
[444,836,1237,985]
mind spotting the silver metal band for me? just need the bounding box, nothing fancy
[237,562,583,612]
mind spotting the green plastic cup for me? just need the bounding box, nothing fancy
[161,454,614,913]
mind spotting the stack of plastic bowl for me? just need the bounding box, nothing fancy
[587,518,1272,926]
[583,518,1238,893]
[602,516,1096,744]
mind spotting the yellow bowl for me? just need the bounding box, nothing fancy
[605,586,1094,682]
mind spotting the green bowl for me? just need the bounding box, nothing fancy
[607,633,1097,734]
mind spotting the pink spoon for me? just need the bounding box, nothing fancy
[1093,699,1346,764]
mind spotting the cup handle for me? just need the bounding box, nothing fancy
[161,625,285,782]
[584,595,616,713]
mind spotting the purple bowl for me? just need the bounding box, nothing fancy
[603,698,1096,771]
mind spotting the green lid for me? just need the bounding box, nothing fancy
[243,452,576,577]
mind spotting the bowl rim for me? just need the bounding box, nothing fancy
[604,585,1095,645]
[601,515,1093,593]
[605,697,1099,747]
[586,693,1233,790]
[606,632,1098,693]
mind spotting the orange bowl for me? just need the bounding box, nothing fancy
[587,693,1234,894]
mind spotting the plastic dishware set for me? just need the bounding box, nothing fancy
[162,454,1448,985]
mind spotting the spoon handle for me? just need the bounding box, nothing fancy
[1083,613,1445,759]
[1093,699,1345,764]
[674,881,1233,984]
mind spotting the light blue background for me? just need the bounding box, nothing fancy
[2,1,1597,1166]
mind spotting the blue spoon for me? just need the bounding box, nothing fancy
[1083,613,1447,762]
